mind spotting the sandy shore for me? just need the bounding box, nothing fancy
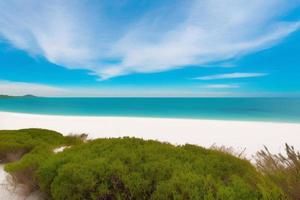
[1,111,300,155]
[1,111,300,199]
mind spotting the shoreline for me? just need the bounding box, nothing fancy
[1,111,300,199]
[1,111,300,156]
[0,109,299,124]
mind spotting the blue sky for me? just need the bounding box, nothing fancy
[0,0,300,97]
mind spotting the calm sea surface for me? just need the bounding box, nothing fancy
[0,97,300,123]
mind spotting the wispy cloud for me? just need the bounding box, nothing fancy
[0,80,236,97]
[0,0,299,79]
[195,72,268,80]
[0,80,68,96]
[203,84,240,89]
[2,80,297,97]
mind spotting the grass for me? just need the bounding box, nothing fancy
[0,129,289,199]
[255,144,300,200]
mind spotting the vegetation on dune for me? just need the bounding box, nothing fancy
[38,138,284,200]
[0,129,83,191]
[0,129,80,163]
[255,144,300,200]
[0,129,289,200]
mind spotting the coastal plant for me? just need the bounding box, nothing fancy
[210,144,247,159]
[0,129,82,192]
[37,138,285,199]
[255,144,300,200]
[0,129,287,200]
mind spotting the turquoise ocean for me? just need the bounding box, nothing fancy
[0,97,300,123]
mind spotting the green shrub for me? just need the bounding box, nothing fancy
[0,129,82,191]
[0,129,64,162]
[37,138,284,200]
[0,129,286,199]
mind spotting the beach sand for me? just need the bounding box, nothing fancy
[1,111,300,199]
[1,111,300,156]
[0,165,40,200]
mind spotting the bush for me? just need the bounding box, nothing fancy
[38,138,284,200]
[0,129,286,199]
[0,129,82,191]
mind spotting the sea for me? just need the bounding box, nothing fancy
[0,97,300,123]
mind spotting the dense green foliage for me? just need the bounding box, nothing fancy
[0,129,82,190]
[0,129,80,162]
[256,144,300,200]
[0,129,286,200]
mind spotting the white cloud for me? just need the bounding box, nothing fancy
[195,72,268,80]
[203,84,240,89]
[0,0,299,79]
[0,80,68,96]
[0,80,236,97]
[0,0,102,70]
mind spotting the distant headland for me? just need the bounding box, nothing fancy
[0,94,37,98]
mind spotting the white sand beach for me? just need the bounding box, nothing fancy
[1,111,300,199]
[1,111,300,156]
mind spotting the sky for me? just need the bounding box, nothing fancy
[0,0,300,97]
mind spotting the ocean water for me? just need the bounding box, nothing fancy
[0,97,300,123]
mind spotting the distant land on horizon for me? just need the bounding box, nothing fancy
[0,94,37,98]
